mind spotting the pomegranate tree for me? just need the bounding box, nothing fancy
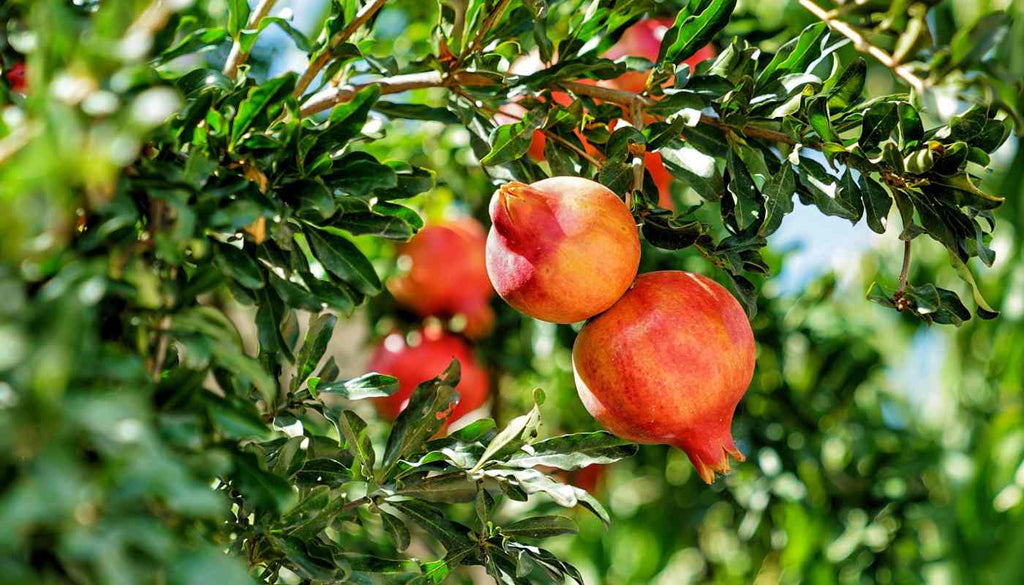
[572,271,756,483]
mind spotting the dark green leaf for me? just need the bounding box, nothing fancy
[304,227,382,295]
[502,516,578,540]
[659,0,738,65]
[318,373,399,400]
[505,431,637,470]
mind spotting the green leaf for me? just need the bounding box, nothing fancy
[860,176,892,234]
[504,431,637,470]
[659,0,738,65]
[642,214,706,250]
[256,289,294,364]
[859,101,899,152]
[394,472,479,503]
[725,148,762,231]
[374,101,459,123]
[381,361,461,478]
[227,0,250,37]
[502,516,578,540]
[597,160,633,195]
[483,468,610,526]
[481,113,545,166]
[233,453,297,515]
[318,373,399,400]
[291,313,336,392]
[898,103,924,149]
[333,409,376,477]
[309,86,381,159]
[158,28,229,64]
[213,241,264,289]
[294,458,351,488]
[380,511,411,552]
[756,22,828,86]
[470,390,544,472]
[304,227,382,295]
[807,97,837,143]
[949,253,999,319]
[758,164,796,237]
[387,500,476,554]
[231,74,297,146]
[660,141,724,201]
[825,57,866,111]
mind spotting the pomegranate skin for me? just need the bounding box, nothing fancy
[486,177,641,324]
[571,271,755,483]
[388,219,495,339]
[604,18,716,94]
[6,62,26,94]
[368,329,490,425]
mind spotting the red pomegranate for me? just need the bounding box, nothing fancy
[604,17,717,94]
[572,271,755,484]
[486,177,641,324]
[387,218,495,339]
[6,62,26,94]
[368,329,490,425]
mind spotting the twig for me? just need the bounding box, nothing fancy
[558,80,655,107]
[151,315,171,382]
[294,0,388,98]
[299,70,494,117]
[798,0,926,94]
[341,496,371,513]
[223,0,280,78]
[628,97,646,207]
[540,128,603,169]
[897,239,912,293]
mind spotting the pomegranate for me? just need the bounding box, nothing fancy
[387,218,495,339]
[486,177,641,323]
[6,62,26,94]
[572,271,755,483]
[368,328,490,425]
[604,17,717,94]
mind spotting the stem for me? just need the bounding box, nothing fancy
[151,315,171,382]
[798,0,926,94]
[223,0,279,78]
[628,96,646,208]
[341,496,371,513]
[294,0,388,98]
[541,129,603,169]
[897,239,912,294]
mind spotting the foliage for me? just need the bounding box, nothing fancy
[0,0,1020,583]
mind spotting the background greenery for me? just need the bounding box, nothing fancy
[2,0,1023,583]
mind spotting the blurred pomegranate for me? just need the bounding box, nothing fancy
[6,62,26,94]
[604,17,716,94]
[368,328,490,425]
[387,218,495,339]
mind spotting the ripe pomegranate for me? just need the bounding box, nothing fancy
[387,218,495,339]
[6,62,26,94]
[486,177,640,324]
[368,328,490,425]
[604,17,716,94]
[572,271,755,483]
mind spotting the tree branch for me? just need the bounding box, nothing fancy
[223,0,280,78]
[299,70,494,117]
[798,0,926,94]
[294,0,388,98]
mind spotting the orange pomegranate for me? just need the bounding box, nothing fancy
[486,177,640,323]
